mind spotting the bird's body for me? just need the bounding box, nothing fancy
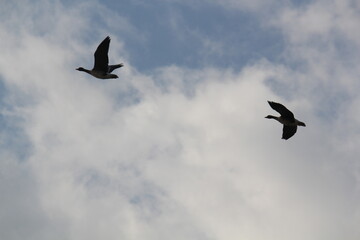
[265,101,306,140]
[76,36,123,79]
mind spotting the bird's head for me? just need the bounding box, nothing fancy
[265,115,276,119]
[76,67,85,71]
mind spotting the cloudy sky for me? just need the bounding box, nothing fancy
[1,0,360,239]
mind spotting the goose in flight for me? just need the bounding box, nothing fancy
[265,101,306,140]
[76,36,123,79]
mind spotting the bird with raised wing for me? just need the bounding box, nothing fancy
[76,36,123,79]
[265,101,306,140]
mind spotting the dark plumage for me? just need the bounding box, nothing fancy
[76,36,123,79]
[265,101,306,140]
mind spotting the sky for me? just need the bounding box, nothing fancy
[0,0,360,239]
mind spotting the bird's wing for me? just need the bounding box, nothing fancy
[282,125,297,140]
[268,101,295,121]
[93,36,110,72]
[108,64,124,73]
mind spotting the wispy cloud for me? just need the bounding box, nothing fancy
[0,0,360,240]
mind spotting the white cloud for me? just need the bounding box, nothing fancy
[0,0,360,240]
[157,0,284,12]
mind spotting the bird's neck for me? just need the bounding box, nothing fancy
[78,68,92,74]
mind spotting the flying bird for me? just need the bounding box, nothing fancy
[76,36,123,79]
[265,101,306,140]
